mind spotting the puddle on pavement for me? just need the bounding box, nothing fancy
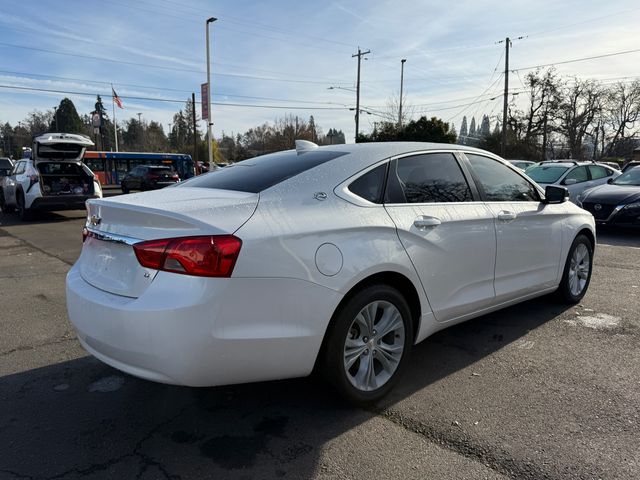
[565,313,621,330]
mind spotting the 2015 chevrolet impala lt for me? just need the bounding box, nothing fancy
[66,141,595,403]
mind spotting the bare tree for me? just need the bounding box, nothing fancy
[556,78,603,159]
[603,81,640,156]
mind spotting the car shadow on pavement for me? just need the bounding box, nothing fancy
[596,225,640,247]
[0,210,86,227]
[0,296,570,479]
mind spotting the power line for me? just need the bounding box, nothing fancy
[512,48,640,72]
[0,70,353,106]
[0,84,349,110]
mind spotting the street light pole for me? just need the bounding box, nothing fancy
[206,17,217,167]
[398,59,406,128]
[352,47,370,143]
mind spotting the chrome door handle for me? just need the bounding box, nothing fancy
[414,216,441,230]
[497,210,517,222]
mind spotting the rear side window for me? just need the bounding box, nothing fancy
[182,150,348,193]
[466,154,539,201]
[588,165,609,180]
[348,164,387,203]
[385,153,472,203]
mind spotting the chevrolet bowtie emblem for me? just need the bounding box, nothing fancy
[90,215,102,226]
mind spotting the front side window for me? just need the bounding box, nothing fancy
[14,161,26,175]
[466,154,539,202]
[385,153,472,203]
[563,166,589,184]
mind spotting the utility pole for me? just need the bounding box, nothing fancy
[53,106,59,132]
[399,59,406,128]
[206,17,217,167]
[352,47,370,143]
[192,92,199,174]
[501,37,511,156]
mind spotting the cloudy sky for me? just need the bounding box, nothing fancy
[0,0,639,142]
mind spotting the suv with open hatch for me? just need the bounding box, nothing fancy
[0,133,102,220]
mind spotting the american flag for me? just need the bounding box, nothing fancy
[112,86,123,109]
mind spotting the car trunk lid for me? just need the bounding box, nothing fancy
[78,187,258,298]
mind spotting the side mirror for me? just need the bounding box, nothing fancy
[607,177,613,184]
[543,185,569,204]
[563,178,577,186]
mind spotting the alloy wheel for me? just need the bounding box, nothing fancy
[343,300,405,392]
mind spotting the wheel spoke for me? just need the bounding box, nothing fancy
[376,308,403,338]
[376,345,400,373]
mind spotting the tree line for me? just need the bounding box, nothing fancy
[461,69,640,161]
[0,97,345,163]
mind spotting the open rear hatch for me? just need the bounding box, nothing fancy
[37,162,95,196]
[79,187,258,298]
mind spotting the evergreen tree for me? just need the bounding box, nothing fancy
[469,117,477,136]
[460,116,468,137]
[480,114,491,137]
[53,98,84,133]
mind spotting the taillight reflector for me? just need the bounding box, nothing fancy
[133,235,242,277]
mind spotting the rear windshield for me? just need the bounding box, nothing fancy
[37,143,84,159]
[149,167,173,174]
[181,150,348,193]
[525,165,569,183]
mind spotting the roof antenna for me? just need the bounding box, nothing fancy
[295,139,318,154]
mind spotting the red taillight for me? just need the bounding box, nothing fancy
[133,235,242,277]
[147,174,159,180]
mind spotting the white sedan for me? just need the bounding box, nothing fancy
[66,141,595,403]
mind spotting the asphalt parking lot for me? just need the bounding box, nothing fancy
[1,207,639,480]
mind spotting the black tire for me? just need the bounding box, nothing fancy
[121,183,129,194]
[0,189,15,214]
[321,284,414,405]
[557,234,593,304]
[16,191,33,221]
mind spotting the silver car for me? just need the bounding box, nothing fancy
[525,160,620,203]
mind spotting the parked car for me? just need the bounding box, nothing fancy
[0,157,14,177]
[508,159,535,171]
[525,160,620,203]
[67,141,595,404]
[120,165,180,193]
[600,161,621,171]
[621,161,640,173]
[577,167,640,227]
[0,133,102,220]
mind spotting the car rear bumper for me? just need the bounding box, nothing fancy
[30,194,100,211]
[66,265,342,386]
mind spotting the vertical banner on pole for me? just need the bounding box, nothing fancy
[201,83,209,121]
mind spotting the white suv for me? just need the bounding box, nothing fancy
[0,133,102,220]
